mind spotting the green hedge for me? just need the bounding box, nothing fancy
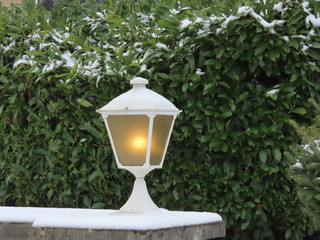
[286,99,320,231]
[1,0,320,239]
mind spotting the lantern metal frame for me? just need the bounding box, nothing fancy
[101,112,177,170]
[97,77,181,213]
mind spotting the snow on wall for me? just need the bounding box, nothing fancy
[0,207,222,230]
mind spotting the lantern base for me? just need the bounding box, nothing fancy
[120,168,159,213]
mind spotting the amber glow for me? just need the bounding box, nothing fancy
[133,137,147,149]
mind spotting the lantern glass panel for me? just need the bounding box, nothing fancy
[150,115,173,166]
[107,115,149,166]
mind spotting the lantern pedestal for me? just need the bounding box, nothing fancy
[120,168,158,213]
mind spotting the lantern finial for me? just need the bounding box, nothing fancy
[130,77,148,87]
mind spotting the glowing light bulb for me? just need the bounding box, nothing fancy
[133,137,146,149]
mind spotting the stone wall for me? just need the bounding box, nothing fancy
[0,222,226,240]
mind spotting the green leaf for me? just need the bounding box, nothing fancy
[182,82,188,92]
[282,86,296,92]
[12,163,27,173]
[47,189,54,199]
[311,43,320,49]
[158,18,179,29]
[82,123,101,137]
[204,59,215,65]
[216,48,225,58]
[219,81,230,89]
[173,189,179,200]
[239,32,247,42]
[200,135,211,143]
[315,194,320,201]
[107,13,125,25]
[188,56,195,69]
[128,13,138,29]
[92,202,105,209]
[158,73,170,79]
[241,222,250,230]
[9,93,17,104]
[221,143,228,152]
[306,163,320,170]
[0,75,8,83]
[77,98,93,108]
[203,83,216,95]
[272,148,281,161]
[238,92,249,102]
[293,176,314,188]
[306,49,320,60]
[226,72,239,81]
[221,111,232,118]
[255,43,268,56]
[292,108,307,115]
[83,196,91,208]
[259,150,267,163]
[192,194,203,201]
[210,138,221,148]
[285,229,292,239]
[269,49,280,61]
[89,169,104,182]
[63,129,74,143]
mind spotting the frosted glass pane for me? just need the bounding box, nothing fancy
[107,115,149,166]
[150,115,173,166]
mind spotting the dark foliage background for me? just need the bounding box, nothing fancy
[1,0,320,239]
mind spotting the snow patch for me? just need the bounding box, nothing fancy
[196,68,205,75]
[302,1,320,27]
[273,2,284,12]
[13,55,36,68]
[292,162,303,169]
[266,89,279,96]
[137,12,154,24]
[170,7,191,16]
[0,207,221,230]
[282,36,290,42]
[302,45,309,52]
[195,17,205,23]
[61,51,76,67]
[237,6,285,30]
[43,60,62,73]
[303,140,320,155]
[306,14,320,27]
[140,64,147,72]
[3,40,16,53]
[266,85,280,98]
[221,16,238,28]
[133,42,142,48]
[180,18,193,30]
[155,42,169,51]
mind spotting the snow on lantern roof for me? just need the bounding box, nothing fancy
[97,77,181,114]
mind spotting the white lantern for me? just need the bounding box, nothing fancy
[97,77,181,213]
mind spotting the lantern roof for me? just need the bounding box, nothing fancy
[97,77,181,114]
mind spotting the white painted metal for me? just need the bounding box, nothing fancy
[97,77,181,113]
[97,77,181,213]
[119,168,158,212]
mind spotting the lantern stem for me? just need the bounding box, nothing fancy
[120,169,159,213]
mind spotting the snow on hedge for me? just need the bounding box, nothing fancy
[1,1,319,87]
